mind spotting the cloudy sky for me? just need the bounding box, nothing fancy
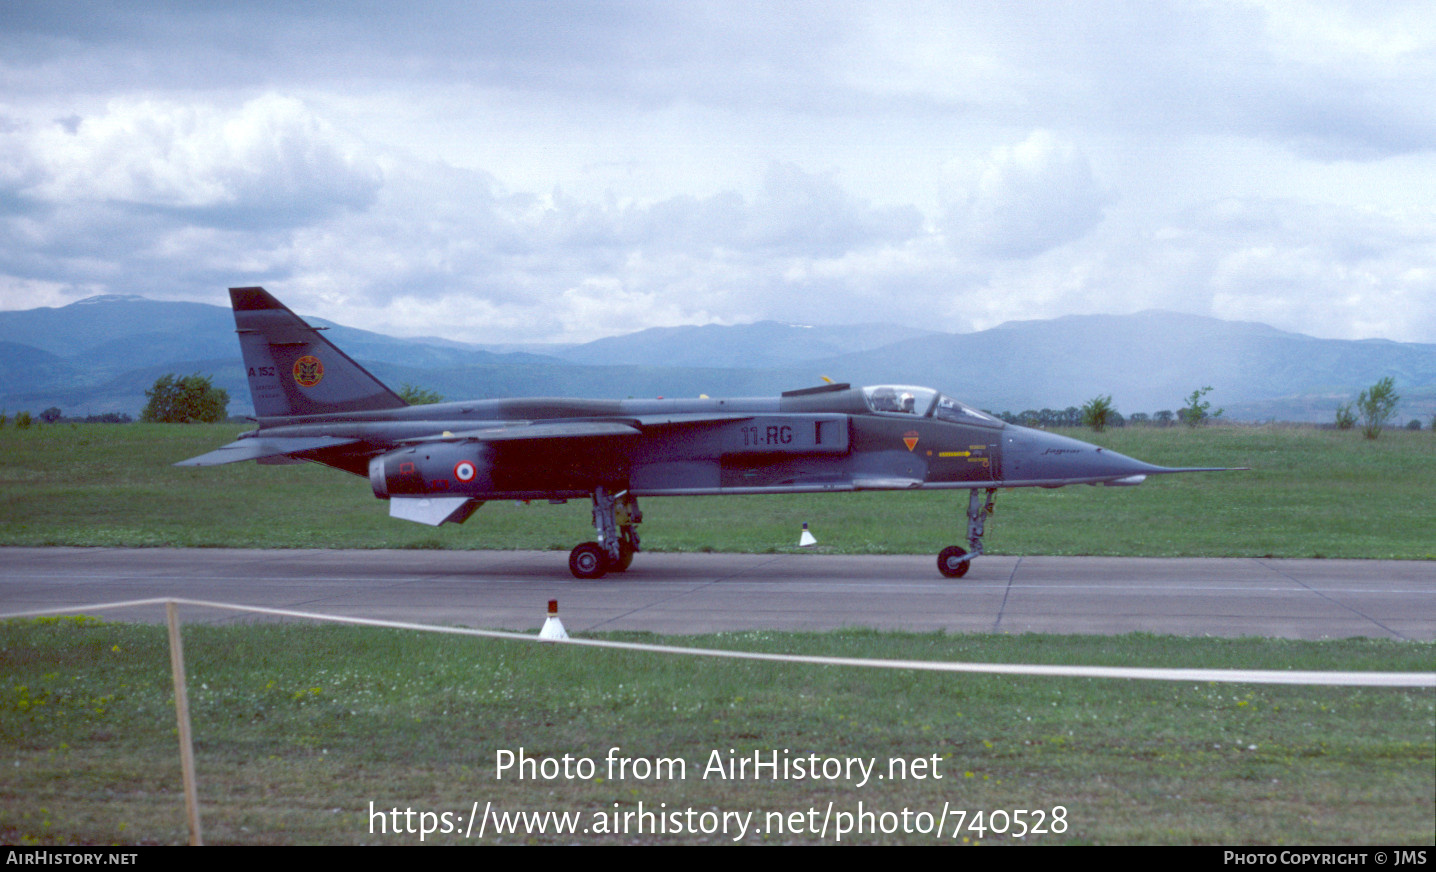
[2,1,1434,344]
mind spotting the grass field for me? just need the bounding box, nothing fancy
[0,422,1433,558]
[2,618,1432,845]
[3,423,1432,845]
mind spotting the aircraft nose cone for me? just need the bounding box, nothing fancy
[1000,425,1161,485]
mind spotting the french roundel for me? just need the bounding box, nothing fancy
[454,460,478,482]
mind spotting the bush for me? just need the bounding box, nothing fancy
[83,412,133,424]
[1081,395,1115,432]
[1356,377,1399,440]
[1335,403,1356,430]
[398,383,444,405]
[141,374,229,423]
[1178,387,1223,428]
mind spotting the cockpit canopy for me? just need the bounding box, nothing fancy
[862,385,1001,427]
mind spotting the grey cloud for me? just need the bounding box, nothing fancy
[11,96,381,227]
[942,131,1109,259]
[8,2,1432,161]
[1,1,1432,344]
[0,95,383,304]
[741,163,924,256]
[506,162,923,261]
[256,158,936,340]
[1080,197,1436,342]
[921,3,1436,161]
[0,2,846,110]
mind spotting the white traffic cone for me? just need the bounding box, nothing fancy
[799,522,817,547]
[539,599,568,640]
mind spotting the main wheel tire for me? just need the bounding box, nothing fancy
[609,542,635,572]
[569,542,609,579]
[937,545,970,578]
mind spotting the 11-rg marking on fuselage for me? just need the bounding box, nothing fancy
[740,425,794,446]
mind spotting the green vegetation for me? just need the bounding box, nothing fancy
[1335,401,1357,431]
[1,618,1430,845]
[1080,394,1115,432]
[0,423,1432,559]
[1178,386,1223,428]
[4,426,1431,845]
[141,373,229,423]
[1356,376,1400,440]
[398,383,444,405]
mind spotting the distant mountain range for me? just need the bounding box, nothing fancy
[2,294,1433,423]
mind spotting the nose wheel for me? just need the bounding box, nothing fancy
[937,545,971,578]
[937,488,994,578]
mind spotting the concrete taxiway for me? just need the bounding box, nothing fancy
[2,547,1432,640]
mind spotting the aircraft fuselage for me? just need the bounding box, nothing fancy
[183,286,1236,579]
[235,386,1171,502]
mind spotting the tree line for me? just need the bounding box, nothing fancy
[1000,378,1419,438]
[991,387,1224,431]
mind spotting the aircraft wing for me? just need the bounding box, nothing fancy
[179,415,749,467]
[400,421,643,443]
[403,414,752,444]
[629,413,754,427]
[174,435,359,466]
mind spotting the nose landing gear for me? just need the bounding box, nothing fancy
[938,488,995,578]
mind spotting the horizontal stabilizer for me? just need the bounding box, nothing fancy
[174,435,357,466]
[388,497,482,526]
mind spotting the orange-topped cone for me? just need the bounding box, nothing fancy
[539,599,568,641]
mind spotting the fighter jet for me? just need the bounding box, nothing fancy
[179,287,1235,579]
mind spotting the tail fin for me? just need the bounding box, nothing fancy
[230,286,406,418]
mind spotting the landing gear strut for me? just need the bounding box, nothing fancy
[568,486,642,579]
[938,488,995,578]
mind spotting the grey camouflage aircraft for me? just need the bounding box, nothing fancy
[180,287,1236,578]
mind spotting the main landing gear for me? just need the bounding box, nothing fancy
[568,486,643,579]
[938,488,995,578]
